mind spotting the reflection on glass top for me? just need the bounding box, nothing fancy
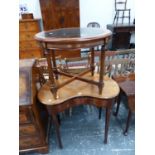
[36,28,110,39]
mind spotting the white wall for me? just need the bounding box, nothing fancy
[19,0,135,43]
[19,0,135,28]
[19,0,42,19]
[80,0,135,28]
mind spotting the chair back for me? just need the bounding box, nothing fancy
[87,22,100,28]
[63,56,91,74]
[115,0,127,10]
[105,49,135,77]
[34,56,62,86]
[96,49,135,77]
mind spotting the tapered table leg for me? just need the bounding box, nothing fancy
[52,113,63,149]
[124,110,132,136]
[104,106,111,144]
[113,93,121,116]
[98,107,102,119]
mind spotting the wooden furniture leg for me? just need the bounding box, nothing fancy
[113,93,121,116]
[99,44,105,94]
[104,105,111,144]
[51,49,58,80]
[98,107,102,119]
[51,113,63,149]
[57,114,61,126]
[124,110,132,136]
[90,47,95,76]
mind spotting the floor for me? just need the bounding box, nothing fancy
[22,96,135,155]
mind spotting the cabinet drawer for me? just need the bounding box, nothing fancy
[20,31,37,41]
[19,21,39,32]
[19,107,33,124]
[19,41,40,50]
[19,50,42,59]
[19,136,42,149]
[20,124,38,136]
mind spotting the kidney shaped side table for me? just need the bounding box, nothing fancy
[35,28,120,148]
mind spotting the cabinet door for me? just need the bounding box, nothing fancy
[39,0,80,30]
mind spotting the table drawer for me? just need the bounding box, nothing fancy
[19,107,33,124]
[19,41,40,50]
[19,50,42,59]
[20,124,38,136]
[19,21,39,32]
[19,32,37,41]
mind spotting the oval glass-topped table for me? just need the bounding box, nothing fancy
[35,28,112,97]
[35,28,119,149]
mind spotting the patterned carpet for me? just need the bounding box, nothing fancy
[22,96,135,155]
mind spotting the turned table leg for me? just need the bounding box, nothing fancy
[99,44,105,94]
[51,49,58,80]
[90,47,95,76]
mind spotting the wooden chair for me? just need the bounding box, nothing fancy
[113,0,131,25]
[62,56,92,74]
[112,73,135,135]
[34,55,63,86]
[97,49,135,76]
[103,49,135,135]
[98,49,135,119]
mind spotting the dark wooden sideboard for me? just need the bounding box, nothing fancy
[107,24,135,50]
[19,59,49,154]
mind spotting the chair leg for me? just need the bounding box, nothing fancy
[104,106,111,144]
[124,110,132,136]
[113,93,121,116]
[113,12,117,24]
[52,113,63,149]
[57,114,61,126]
[98,107,102,119]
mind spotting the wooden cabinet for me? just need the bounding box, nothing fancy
[39,0,80,58]
[19,19,42,59]
[19,59,49,154]
[107,24,135,50]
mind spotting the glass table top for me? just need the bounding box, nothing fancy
[35,27,112,41]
